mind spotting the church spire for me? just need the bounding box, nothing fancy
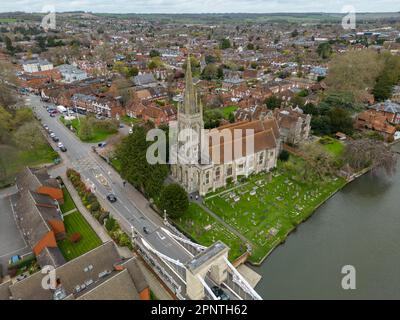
[183,56,198,115]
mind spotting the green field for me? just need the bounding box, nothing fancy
[59,186,76,213]
[173,203,246,261]
[58,211,102,261]
[190,158,346,264]
[0,18,17,23]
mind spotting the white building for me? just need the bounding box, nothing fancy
[22,59,53,73]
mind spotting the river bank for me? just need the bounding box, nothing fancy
[253,144,400,299]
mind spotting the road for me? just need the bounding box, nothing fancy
[27,95,193,265]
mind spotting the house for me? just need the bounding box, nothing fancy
[355,109,397,141]
[272,106,312,146]
[392,86,400,103]
[13,167,66,268]
[0,242,150,300]
[368,100,400,124]
[133,73,157,86]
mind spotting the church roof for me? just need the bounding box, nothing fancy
[208,118,280,164]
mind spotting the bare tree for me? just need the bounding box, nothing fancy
[344,139,397,176]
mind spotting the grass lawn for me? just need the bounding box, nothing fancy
[195,157,347,264]
[120,115,142,126]
[60,117,116,143]
[59,186,76,213]
[110,157,122,173]
[220,105,239,119]
[58,211,102,261]
[319,137,345,157]
[172,203,247,261]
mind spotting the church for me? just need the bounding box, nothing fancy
[171,59,281,196]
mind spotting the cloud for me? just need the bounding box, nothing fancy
[0,0,399,13]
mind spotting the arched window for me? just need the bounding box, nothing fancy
[215,167,221,181]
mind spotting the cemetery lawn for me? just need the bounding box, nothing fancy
[172,203,247,261]
[203,157,346,264]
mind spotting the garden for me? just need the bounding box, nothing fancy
[58,211,103,261]
[60,116,119,143]
[66,168,133,249]
[57,183,102,260]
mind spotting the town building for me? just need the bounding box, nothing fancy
[272,106,312,146]
[12,167,66,269]
[22,59,53,73]
[0,242,150,300]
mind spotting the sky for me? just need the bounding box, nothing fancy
[0,0,399,14]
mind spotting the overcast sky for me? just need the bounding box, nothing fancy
[1,0,399,13]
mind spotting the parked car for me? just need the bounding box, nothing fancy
[98,142,107,148]
[52,136,59,142]
[211,286,230,300]
[129,128,133,134]
[107,194,117,203]
[59,145,67,152]
[50,133,55,138]
[143,227,150,234]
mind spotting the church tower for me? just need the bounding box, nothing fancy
[177,56,204,164]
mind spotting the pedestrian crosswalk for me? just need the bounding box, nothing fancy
[72,157,97,171]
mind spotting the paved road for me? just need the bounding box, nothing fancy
[27,95,193,266]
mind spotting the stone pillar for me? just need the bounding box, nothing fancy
[185,270,205,300]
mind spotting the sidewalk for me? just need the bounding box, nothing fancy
[61,173,112,243]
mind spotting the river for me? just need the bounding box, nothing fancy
[254,143,400,299]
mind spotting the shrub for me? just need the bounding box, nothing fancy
[279,150,290,162]
[70,232,81,243]
[105,216,117,232]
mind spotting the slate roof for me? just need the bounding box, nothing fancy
[7,242,148,300]
[37,247,66,269]
[133,73,156,86]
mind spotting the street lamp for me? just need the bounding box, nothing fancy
[163,209,167,224]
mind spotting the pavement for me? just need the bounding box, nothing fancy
[0,186,30,273]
